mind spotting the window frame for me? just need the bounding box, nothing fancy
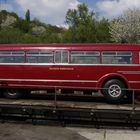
[70,50,100,64]
[0,50,25,63]
[26,50,54,63]
[54,50,69,64]
[102,51,132,64]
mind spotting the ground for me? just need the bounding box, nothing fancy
[0,123,140,140]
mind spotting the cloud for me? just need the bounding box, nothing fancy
[0,3,13,11]
[96,0,140,19]
[15,0,80,25]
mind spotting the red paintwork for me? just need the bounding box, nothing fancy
[0,43,140,91]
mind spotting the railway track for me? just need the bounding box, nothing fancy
[0,93,140,130]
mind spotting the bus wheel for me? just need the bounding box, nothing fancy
[3,89,23,99]
[102,79,126,103]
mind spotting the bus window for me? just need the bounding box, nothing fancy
[70,51,100,64]
[0,51,24,63]
[26,50,54,63]
[55,50,69,63]
[102,51,132,64]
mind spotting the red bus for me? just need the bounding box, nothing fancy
[0,44,140,103]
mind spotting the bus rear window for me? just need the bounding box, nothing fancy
[102,51,132,64]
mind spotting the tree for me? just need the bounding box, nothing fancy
[109,8,140,43]
[65,4,97,43]
[16,18,30,33]
[25,9,30,22]
[0,28,22,43]
[96,18,111,43]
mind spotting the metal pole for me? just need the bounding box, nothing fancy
[52,87,57,114]
[132,90,135,111]
[54,87,57,108]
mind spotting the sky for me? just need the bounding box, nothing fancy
[0,0,140,27]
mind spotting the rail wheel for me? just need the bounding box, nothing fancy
[21,89,31,98]
[3,89,23,99]
[102,79,126,103]
[84,90,92,95]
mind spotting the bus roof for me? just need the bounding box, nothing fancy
[0,43,140,51]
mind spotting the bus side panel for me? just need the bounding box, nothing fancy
[0,64,140,90]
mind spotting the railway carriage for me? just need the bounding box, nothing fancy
[0,43,140,103]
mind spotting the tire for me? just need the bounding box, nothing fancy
[3,89,23,99]
[101,79,126,103]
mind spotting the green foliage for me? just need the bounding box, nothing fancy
[0,10,8,24]
[0,10,18,23]
[47,24,65,34]
[65,4,97,43]
[0,27,62,44]
[0,6,112,44]
[16,18,30,33]
[0,28,23,43]
[64,4,111,43]
[96,18,111,43]
[0,10,64,44]
[31,18,46,27]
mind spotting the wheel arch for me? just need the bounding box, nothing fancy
[97,73,130,90]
